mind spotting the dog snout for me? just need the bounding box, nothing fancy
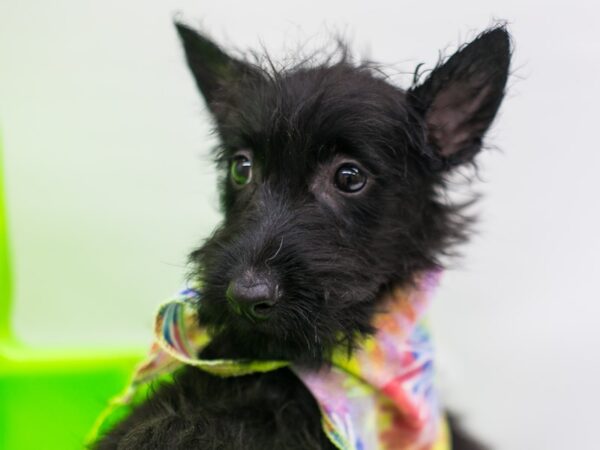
[226,271,278,321]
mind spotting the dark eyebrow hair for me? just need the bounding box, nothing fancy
[211,59,421,179]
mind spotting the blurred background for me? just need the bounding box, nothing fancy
[1,0,599,449]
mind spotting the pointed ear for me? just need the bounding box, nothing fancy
[174,22,258,110]
[409,27,511,170]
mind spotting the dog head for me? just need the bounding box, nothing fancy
[176,24,511,364]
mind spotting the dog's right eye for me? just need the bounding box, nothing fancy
[334,163,367,193]
[230,153,253,186]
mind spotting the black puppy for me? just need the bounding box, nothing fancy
[95,23,510,450]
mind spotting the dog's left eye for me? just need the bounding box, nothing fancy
[334,164,367,193]
[230,153,253,186]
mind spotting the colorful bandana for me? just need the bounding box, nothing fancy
[89,271,449,450]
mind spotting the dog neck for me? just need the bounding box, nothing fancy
[89,270,448,449]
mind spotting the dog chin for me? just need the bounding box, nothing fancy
[200,325,328,366]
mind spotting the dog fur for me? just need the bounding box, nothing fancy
[93,23,511,450]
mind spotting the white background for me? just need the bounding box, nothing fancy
[1,1,599,448]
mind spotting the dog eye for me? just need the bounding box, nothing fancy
[334,164,367,193]
[230,153,253,186]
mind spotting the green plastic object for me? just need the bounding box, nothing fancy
[0,133,142,449]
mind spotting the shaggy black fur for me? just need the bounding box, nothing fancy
[94,23,511,449]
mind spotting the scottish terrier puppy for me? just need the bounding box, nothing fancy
[94,23,510,450]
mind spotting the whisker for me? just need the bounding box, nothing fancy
[265,237,284,264]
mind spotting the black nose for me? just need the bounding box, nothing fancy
[226,272,277,320]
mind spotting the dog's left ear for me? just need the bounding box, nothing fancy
[175,22,258,111]
[409,27,511,170]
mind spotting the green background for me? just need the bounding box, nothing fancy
[0,136,141,449]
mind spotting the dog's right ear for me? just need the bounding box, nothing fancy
[175,22,257,110]
[408,27,511,171]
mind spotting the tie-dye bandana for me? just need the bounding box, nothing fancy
[88,271,450,450]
